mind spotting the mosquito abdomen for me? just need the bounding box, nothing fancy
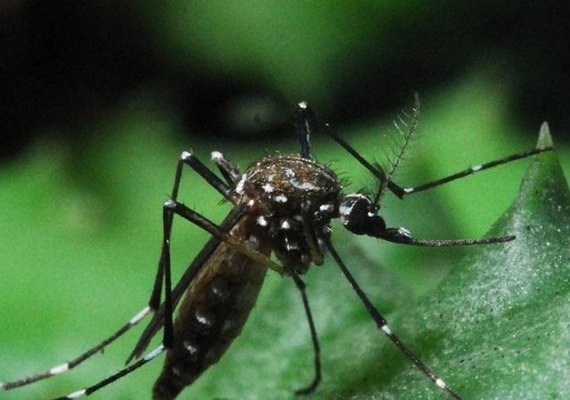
[153,219,269,400]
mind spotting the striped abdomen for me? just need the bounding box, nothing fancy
[153,219,269,400]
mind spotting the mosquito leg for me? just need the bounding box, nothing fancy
[172,150,234,201]
[150,151,241,349]
[320,122,406,197]
[0,308,152,391]
[2,150,230,388]
[156,198,284,356]
[161,205,175,348]
[150,150,235,312]
[52,345,166,400]
[210,151,242,186]
[396,146,554,197]
[323,236,462,400]
[296,102,314,159]
[126,207,246,363]
[127,204,285,363]
[1,152,237,390]
[290,272,322,396]
[164,200,284,275]
[321,94,553,200]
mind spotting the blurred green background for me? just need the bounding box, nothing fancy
[1,2,569,399]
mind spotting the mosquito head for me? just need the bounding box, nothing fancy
[339,193,388,237]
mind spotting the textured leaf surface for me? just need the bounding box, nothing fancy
[306,125,570,399]
[1,91,568,400]
[186,125,570,400]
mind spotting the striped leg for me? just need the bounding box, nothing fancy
[148,150,237,347]
[44,203,287,399]
[323,237,462,400]
[1,306,151,390]
[391,146,554,197]
[1,150,238,392]
[127,148,246,359]
[52,345,166,400]
[321,96,554,200]
[210,151,241,185]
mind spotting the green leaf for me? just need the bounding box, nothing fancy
[320,124,569,399]
[1,104,568,400]
[188,124,570,399]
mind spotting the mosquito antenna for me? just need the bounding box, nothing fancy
[321,116,406,199]
[296,102,314,159]
[322,236,462,400]
[371,93,420,207]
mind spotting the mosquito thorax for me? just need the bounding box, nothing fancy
[240,154,341,273]
[339,193,386,236]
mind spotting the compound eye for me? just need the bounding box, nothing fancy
[339,194,373,235]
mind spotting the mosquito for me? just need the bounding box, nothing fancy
[1,96,553,400]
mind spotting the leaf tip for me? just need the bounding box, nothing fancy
[537,122,554,148]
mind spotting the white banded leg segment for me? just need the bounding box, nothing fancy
[56,345,166,400]
[323,238,462,400]
[143,345,165,361]
[175,150,234,201]
[129,306,151,325]
[380,323,456,398]
[1,307,152,391]
[399,146,554,197]
[210,151,241,184]
[49,363,70,376]
[436,378,448,389]
[64,389,87,399]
